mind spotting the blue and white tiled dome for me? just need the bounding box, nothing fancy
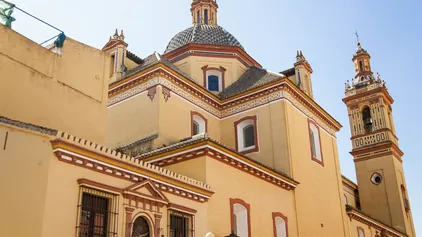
[164,24,244,53]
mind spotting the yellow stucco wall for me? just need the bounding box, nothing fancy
[220,100,291,175]
[0,126,53,237]
[355,155,413,234]
[165,155,297,237]
[173,55,248,90]
[0,26,109,144]
[107,89,159,148]
[0,124,209,237]
[157,86,220,145]
[285,102,349,237]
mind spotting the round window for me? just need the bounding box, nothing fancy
[371,172,383,185]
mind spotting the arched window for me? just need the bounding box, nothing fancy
[197,10,201,24]
[402,185,410,212]
[202,65,226,92]
[191,111,207,136]
[230,199,250,237]
[359,61,363,72]
[357,227,365,237]
[204,9,209,24]
[208,75,219,91]
[272,213,288,237]
[362,106,373,133]
[308,120,323,166]
[132,216,150,237]
[235,116,259,154]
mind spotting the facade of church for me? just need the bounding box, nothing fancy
[0,1,416,237]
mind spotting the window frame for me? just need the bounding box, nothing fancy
[168,209,195,237]
[76,186,119,237]
[272,212,288,237]
[202,65,226,92]
[191,111,208,136]
[308,119,324,167]
[234,116,259,154]
[230,198,251,237]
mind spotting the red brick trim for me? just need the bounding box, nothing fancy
[308,119,324,167]
[168,203,198,214]
[272,212,288,237]
[234,116,259,154]
[191,111,208,136]
[163,43,261,68]
[230,198,251,237]
[77,178,123,193]
[202,65,226,91]
[357,226,365,237]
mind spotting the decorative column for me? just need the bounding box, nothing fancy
[154,213,163,237]
[125,207,135,237]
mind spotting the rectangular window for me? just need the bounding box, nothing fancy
[76,187,118,237]
[169,210,194,237]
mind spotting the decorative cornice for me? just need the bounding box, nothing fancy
[108,65,342,136]
[343,87,394,105]
[51,131,213,202]
[140,138,299,191]
[346,206,408,237]
[163,43,261,68]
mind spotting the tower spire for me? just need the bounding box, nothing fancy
[191,0,218,25]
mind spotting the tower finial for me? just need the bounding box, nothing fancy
[355,30,360,44]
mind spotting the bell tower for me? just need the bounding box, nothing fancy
[191,0,218,25]
[343,39,416,236]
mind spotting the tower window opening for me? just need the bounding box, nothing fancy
[197,10,201,24]
[362,107,373,133]
[204,9,209,24]
[109,54,116,77]
[359,61,363,72]
[401,185,410,212]
[371,173,383,185]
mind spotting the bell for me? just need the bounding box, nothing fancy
[364,117,373,127]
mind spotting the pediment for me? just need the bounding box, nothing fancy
[123,180,168,203]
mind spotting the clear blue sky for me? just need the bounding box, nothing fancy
[11,0,422,233]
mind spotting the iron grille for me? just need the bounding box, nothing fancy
[168,210,194,237]
[76,187,118,237]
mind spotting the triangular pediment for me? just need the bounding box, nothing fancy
[123,180,168,203]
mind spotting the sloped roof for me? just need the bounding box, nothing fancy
[218,66,285,99]
[114,52,194,85]
[136,134,295,182]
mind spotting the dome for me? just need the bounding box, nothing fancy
[164,24,244,54]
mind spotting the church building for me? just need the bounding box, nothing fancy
[0,1,416,237]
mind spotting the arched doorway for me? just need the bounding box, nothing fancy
[132,216,150,237]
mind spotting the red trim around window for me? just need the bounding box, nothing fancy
[234,115,259,154]
[230,198,251,237]
[190,111,208,136]
[272,212,288,237]
[307,119,324,167]
[202,65,226,91]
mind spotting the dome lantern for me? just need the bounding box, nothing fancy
[191,0,218,25]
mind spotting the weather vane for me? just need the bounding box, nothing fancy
[355,30,360,43]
